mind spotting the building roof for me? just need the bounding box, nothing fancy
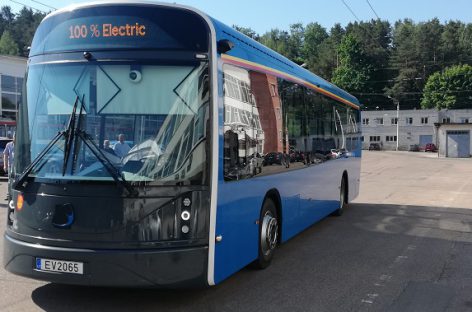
[0,55,27,63]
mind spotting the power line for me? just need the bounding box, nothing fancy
[366,0,380,19]
[341,0,360,22]
[9,0,47,13]
[31,0,56,10]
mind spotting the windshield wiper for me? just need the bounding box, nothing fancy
[62,95,81,175]
[68,99,136,196]
[14,94,137,197]
[14,96,80,189]
[71,95,86,176]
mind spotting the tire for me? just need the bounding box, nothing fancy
[254,198,279,269]
[332,176,347,216]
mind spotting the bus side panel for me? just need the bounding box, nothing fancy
[213,155,361,284]
[276,157,361,241]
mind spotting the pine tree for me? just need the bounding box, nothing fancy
[0,30,19,55]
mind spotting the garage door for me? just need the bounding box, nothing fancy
[446,131,470,158]
[419,135,433,148]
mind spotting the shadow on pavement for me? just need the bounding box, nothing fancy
[30,203,472,312]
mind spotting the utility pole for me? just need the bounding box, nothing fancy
[396,100,399,151]
[388,96,400,151]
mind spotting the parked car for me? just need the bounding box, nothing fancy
[329,149,340,159]
[368,143,381,151]
[289,150,305,162]
[424,143,437,152]
[0,137,13,175]
[409,144,420,152]
[263,152,284,166]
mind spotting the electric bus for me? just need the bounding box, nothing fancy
[3,1,362,288]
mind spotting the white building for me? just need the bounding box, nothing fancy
[436,123,472,158]
[361,108,472,157]
[0,55,27,137]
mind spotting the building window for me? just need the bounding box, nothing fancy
[276,107,281,120]
[375,118,384,125]
[370,136,380,142]
[406,117,413,124]
[362,118,369,125]
[1,74,22,119]
[270,84,277,97]
[386,136,397,142]
[442,117,451,124]
[391,117,398,125]
[461,118,469,124]
[421,117,428,124]
[1,75,18,92]
[223,73,255,105]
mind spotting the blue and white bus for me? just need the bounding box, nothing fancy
[4,1,361,288]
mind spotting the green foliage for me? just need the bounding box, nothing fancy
[2,4,472,110]
[232,25,259,41]
[331,34,372,92]
[251,17,472,110]
[421,64,472,109]
[259,28,291,58]
[0,30,18,55]
[0,6,46,56]
[302,22,329,74]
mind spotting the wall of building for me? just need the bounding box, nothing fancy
[361,109,438,150]
[0,55,27,136]
[437,124,472,157]
[361,109,472,152]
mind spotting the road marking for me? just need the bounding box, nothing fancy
[361,240,422,305]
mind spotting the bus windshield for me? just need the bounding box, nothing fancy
[16,60,210,185]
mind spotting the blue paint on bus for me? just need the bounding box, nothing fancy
[209,18,361,284]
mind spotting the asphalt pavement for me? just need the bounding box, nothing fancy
[0,151,471,312]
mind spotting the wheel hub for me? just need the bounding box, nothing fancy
[261,212,278,256]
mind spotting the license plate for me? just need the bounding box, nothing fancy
[35,258,83,275]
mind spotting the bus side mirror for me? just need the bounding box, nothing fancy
[217,39,234,54]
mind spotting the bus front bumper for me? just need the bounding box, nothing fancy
[3,234,209,288]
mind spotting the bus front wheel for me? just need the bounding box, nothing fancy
[255,198,278,269]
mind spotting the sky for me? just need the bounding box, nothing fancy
[5,0,472,33]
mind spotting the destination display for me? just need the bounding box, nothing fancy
[29,6,209,55]
[68,22,147,39]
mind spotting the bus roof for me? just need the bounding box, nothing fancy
[210,19,360,109]
[43,0,360,108]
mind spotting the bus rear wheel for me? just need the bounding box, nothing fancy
[254,198,279,269]
[332,176,347,216]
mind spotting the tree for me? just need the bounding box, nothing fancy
[459,23,472,60]
[11,7,45,56]
[0,6,15,35]
[345,20,392,108]
[332,34,372,92]
[232,25,259,41]
[440,21,465,63]
[287,23,304,64]
[314,23,346,79]
[0,30,19,55]
[421,64,472,109]
[387,19,433,108]
[260,28,291,58]
[302,22,328,71]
